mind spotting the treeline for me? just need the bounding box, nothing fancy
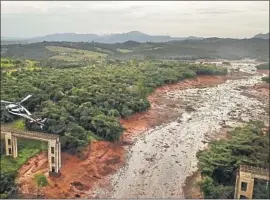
[197,121,269,199]
[1,60,227,150]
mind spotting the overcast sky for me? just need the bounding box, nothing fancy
[1,1,269,38]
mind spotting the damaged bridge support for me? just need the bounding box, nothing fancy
[2,126,61,176]
[4,132,18,158]
[48,140,61,175]
[234,165,269,199]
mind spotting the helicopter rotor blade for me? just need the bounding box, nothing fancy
[20,95,32,104]
[1,100,13,104]
[21,106,32,115]
[8,111,34,121]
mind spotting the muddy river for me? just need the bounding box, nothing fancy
[15,60,269,199]
[91,60,269,198]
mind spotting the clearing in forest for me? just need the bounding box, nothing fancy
[45,46,107,61]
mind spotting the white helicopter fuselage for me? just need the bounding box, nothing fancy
[6,104,26,113]
[6,104,19,109]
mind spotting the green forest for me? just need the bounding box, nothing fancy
[197,121,269,199]
[0,58,227,198]
[1,59,227,150]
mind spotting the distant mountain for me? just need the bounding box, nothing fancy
[2,31,204,44]
[252,33,269,39]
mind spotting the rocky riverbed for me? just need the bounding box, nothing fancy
[91,60,269,198]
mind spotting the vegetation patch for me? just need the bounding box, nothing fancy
[117,48,133,53]
[0,139,47,198]
[197,121,269,199]
[46,46,106,61]
[11,119,26,130]
[261,76,269,83]
[256,63,269,70]
[1,57,40,73]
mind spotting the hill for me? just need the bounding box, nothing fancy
[253,33,269,39]
[1,38,268,61]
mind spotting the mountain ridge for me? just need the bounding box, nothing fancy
[2,31,268,44]
[1,31,204,44]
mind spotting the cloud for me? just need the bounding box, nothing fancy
[1,1,269,38]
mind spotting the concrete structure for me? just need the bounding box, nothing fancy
[234,165,269,199]
[1,126,61,176]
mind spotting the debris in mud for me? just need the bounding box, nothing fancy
[163,144,170,149]
[139,169,145,174]
[93,175,101,179]
[185,105,196,112]
[121,140,134,146]
[71,182,84,191]
[103,156,121,165]
[98,165,116,176]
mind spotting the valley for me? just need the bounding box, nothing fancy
[2,59,267,199]
[0,38,269,200]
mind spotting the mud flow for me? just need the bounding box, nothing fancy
[16,60,269,199]
[92,60,269,198]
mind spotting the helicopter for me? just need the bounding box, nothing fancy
[1,94,33,115]
[1,95,47,129]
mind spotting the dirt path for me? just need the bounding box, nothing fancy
[16,61,267,199]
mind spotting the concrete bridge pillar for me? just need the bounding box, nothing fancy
[12,136,18,158]
[234,171,254,199]
[48,140,61,176]
[4,132,17,158]
[234,165,269,199]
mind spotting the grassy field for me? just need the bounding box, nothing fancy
[1,58,40,74]
[46,46,107,61]
[10,119,26,130]
[0,138,47,174]
[117,48,133,53]
[25,59,39,71]
[94,47,113,54]
[1,58,16,68]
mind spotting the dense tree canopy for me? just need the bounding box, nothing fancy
[1,60,227,150]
